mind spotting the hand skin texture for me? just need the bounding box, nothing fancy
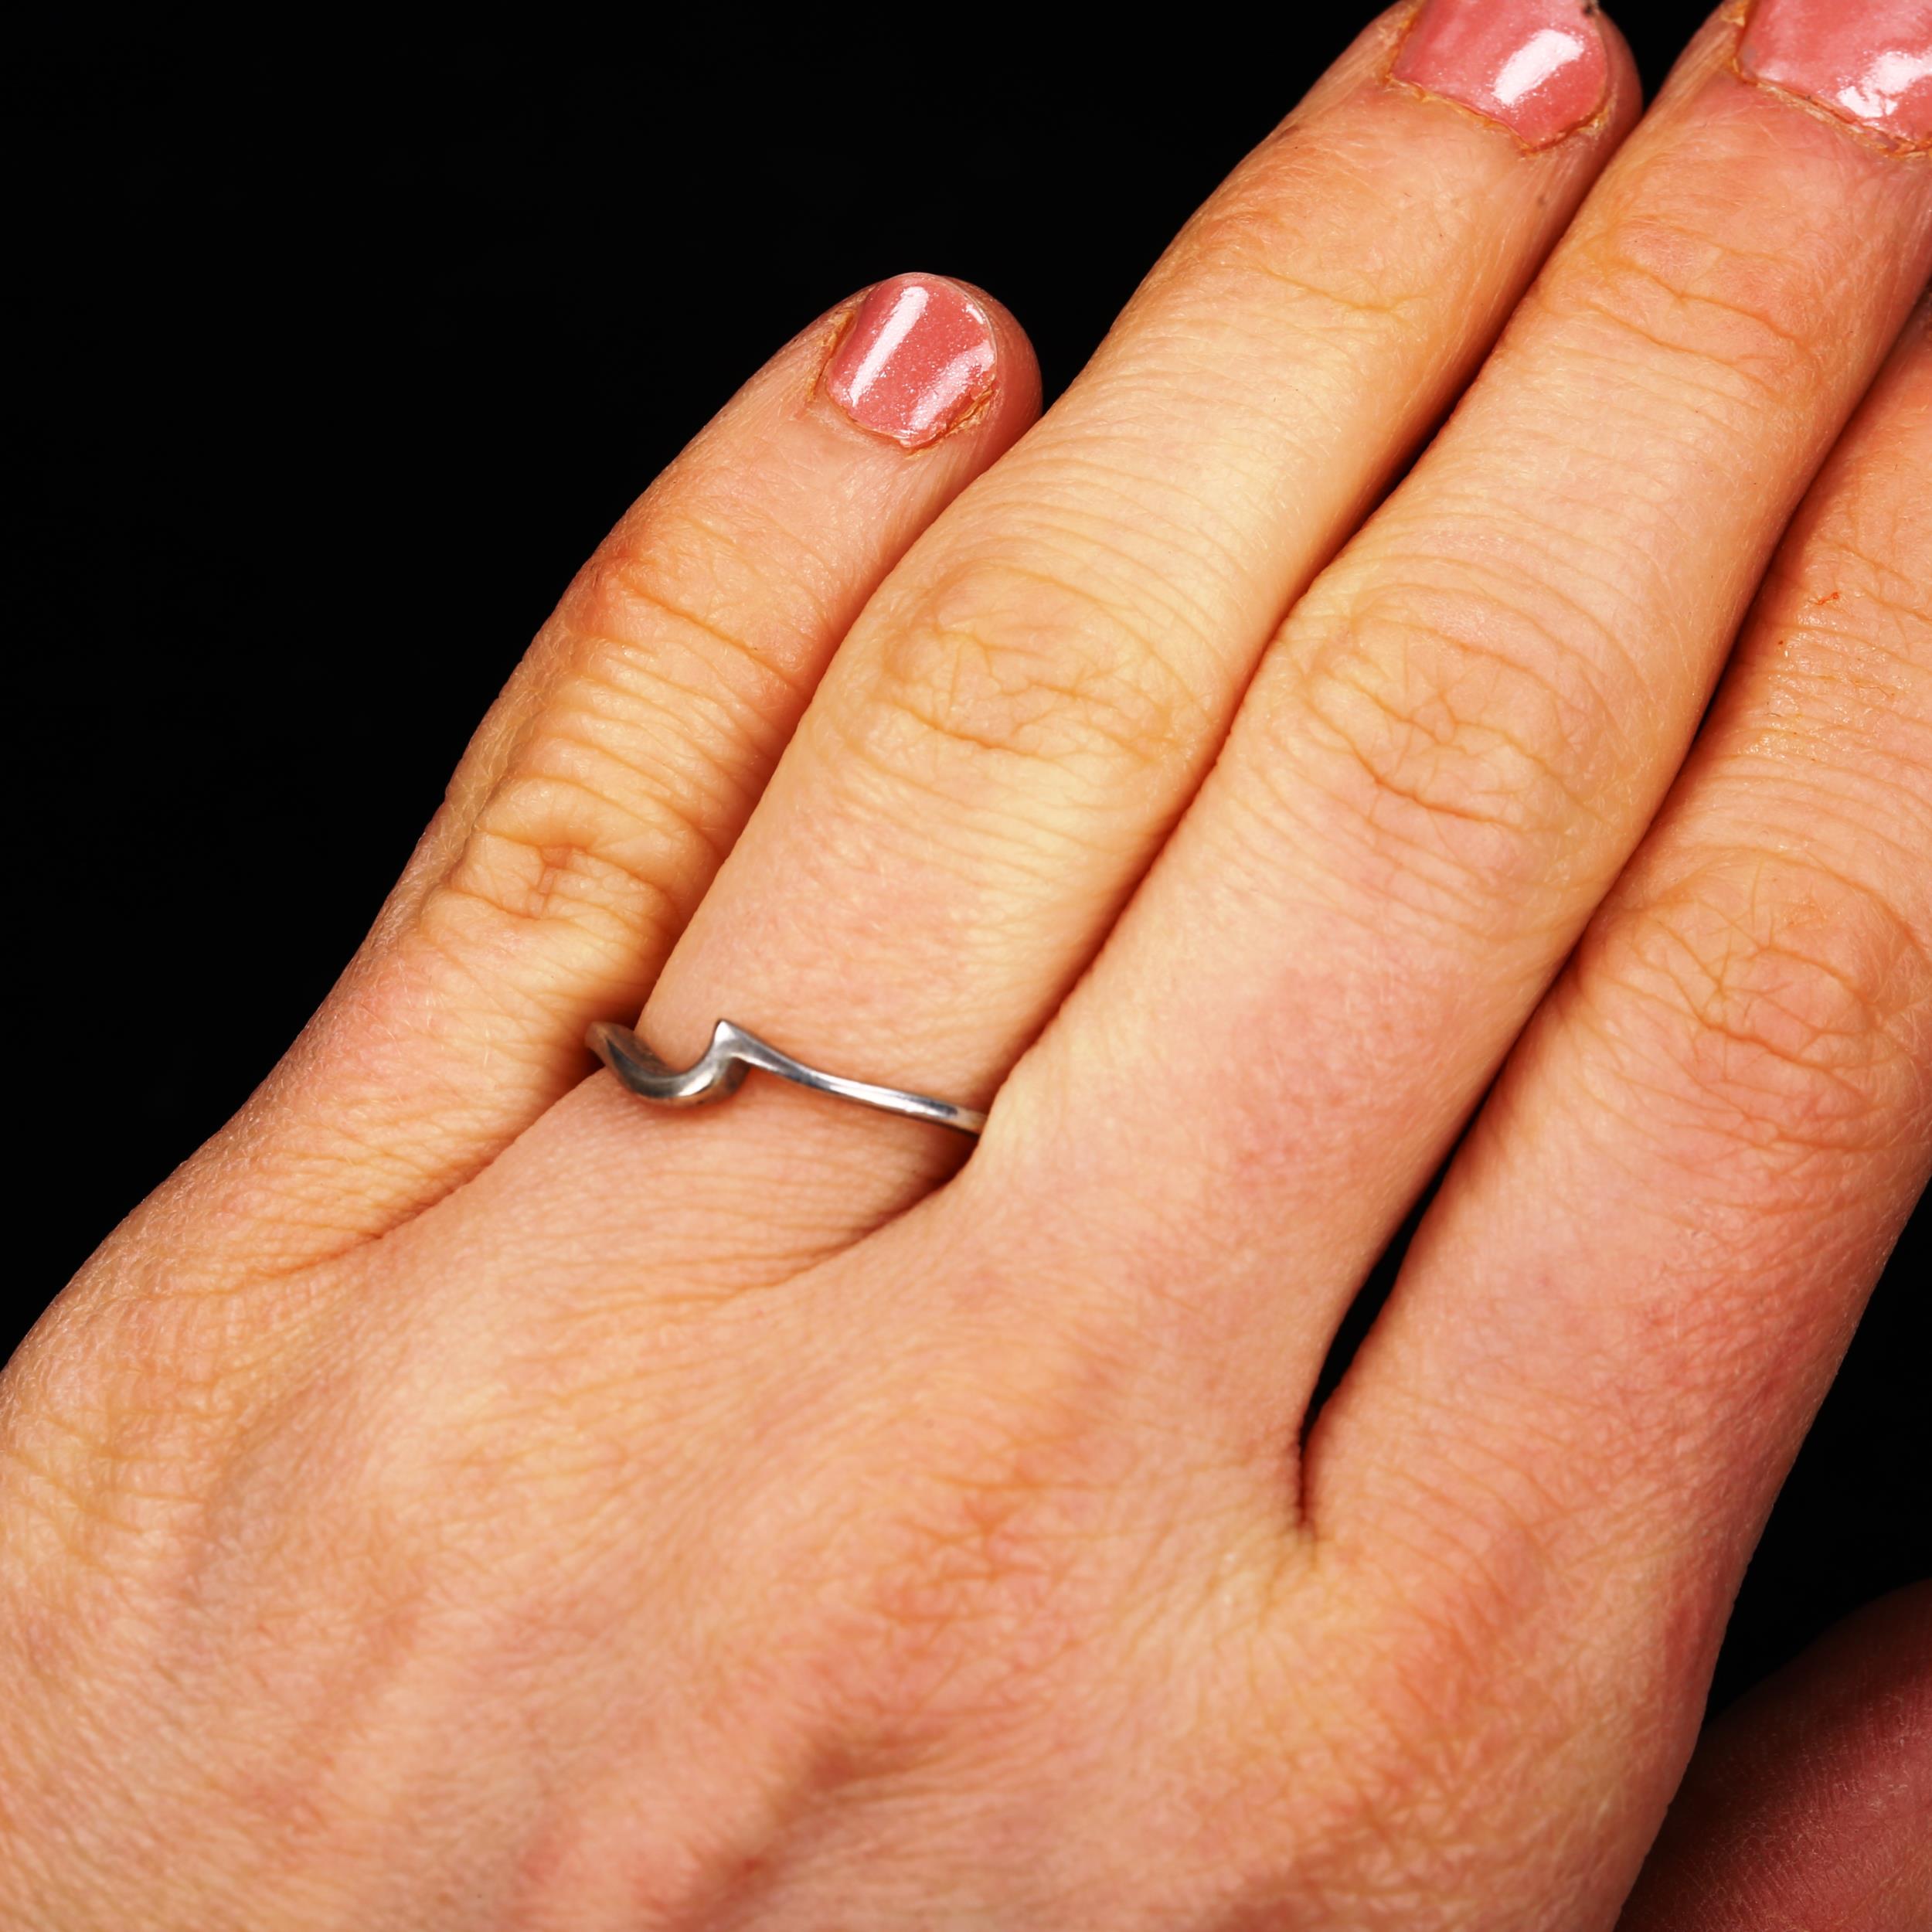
[4,2,1930,1927]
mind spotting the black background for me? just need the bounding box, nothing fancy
[16,5,1926,1720]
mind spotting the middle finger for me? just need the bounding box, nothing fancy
[989,0,1932,1412]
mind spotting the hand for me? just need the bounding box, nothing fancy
[6,1,1929,1925]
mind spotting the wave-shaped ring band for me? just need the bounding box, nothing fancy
[587,1019,987,1137]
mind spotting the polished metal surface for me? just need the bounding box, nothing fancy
[587,1019,987,1136]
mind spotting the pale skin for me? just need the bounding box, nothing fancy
[4,2,1929,1927]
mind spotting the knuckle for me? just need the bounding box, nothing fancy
[1155,92,1476,335]
[444,811,663,945]
[438,772,693,949]
[1548,206,1834,409]
[845,556,1212,797]
[434,640,744,943]
[1271,580,1622,928]
[568,508,820,708]
[1587,850,1932,1171]
[1165,169,1427,330]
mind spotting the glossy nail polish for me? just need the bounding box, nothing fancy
[1738,0,1932,146]
[1392,0,1611,148]
[825,274,998,449]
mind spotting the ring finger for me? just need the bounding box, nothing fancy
[602,0,1636,1242]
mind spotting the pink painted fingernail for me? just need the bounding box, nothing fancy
[825,274,998,449]
[1738,0,1932,147]
[1392,0,1611,148]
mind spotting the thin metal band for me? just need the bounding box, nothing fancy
[587,1019,987,1137]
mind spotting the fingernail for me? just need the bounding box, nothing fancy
[825,274,998,449]
[1392,0,1611,148]
[1738,0,1932,147]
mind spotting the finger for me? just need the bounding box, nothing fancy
[605,0,1637,1236]
[1308,302,1930,1753]
[981,4,1932,1412]
[1617,1584,1932,1931]
[108,275,1039,1278]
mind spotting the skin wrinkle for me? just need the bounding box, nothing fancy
[1758,567,1930,665]
[856,576,1214,782]
[1741,655,1927,757]
[1784,576,1929,665]
[1043,45,1932,1538]
[1107,309,1395,450]
[817,716,1137,884]
[1149,141,1469,323]
[1533,281,1820,437]
[509,725,751,877]
[1398,487,1679,684]
[1529,113,1889,369]
[635,15,1642,1165]
[483,709,746,876]
[1319,664,1574,833]
[920,505,1247,662]
[595,546,828,710]
[1705,778,1932,878]
[981,432,1260,528]
[449,463,835,845]
[1162,319,1413,471]
[562,617,801,763]
[1476,361,1738,546]
[456,819,692,931]
[1213,179,1910,986]
[434,851,675,965]
[1645,860,1922,1043]
[1026,352,1345,498]
[342,978,562,1092]
[1203,243,1438,325]
[520,655,783,833]
[667,479,866,622]
[1586,217,1825,350]
[1318,576,1632,802]
[1410,473,1645,588]
[1567,866,1930,1188]
[1253,689,1512,936]
[1281,653,1602,935]
[90,280,1048,1299]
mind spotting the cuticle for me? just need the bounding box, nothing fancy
[1727,61,1932,159]
[1382,0,1617,155]
[810,287,876,416]
[1724,0,1931,158]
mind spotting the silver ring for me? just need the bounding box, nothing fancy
[587,1019,987,1137]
